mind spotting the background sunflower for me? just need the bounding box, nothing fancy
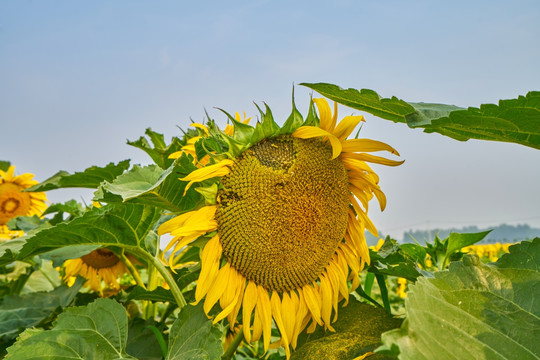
[0,165,48,240]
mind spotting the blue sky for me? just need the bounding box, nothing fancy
[1,0,540,239]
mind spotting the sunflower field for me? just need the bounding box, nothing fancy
[1,83,539,360]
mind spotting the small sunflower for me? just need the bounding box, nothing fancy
[63,248,133,295]
[0,165,48,240]
[159,98,403,357]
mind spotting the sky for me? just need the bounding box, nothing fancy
[1,0,540,240]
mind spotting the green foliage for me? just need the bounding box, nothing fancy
[166,303,224,360]
[302,82,540,150]
[6,298,134,360]
[0,161,11,172]
[95,157,201,213]
[0,278,83,341]
[18,204,161,259]
[125,318,165,360]
[292,299,401,360]
[27,160,130,192]
[127,128,185,169]
[301,83,415,123]
[378,238,540,360]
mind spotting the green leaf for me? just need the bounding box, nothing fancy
[292,299,402,360]
[126,318,164,360]
[127,286,176,303]
[0,279,83,341]
[27,160,130,192]
[96,158,201,213]
[303,83,540,150]
[495,237,540,271]
[128,128,185,169]
[166,302,223,360]
[0,239,25,267]
[22,259,62,293]
[445,230,491,256]
[40,244,99,267]
[6,298,134,360]
[405,102,465,126]
[0,161,10,172]
[379,240,540,360]
[6,216,47,232]
[421,92,540,150]
[300,82,415,123]
[18,203,161,259]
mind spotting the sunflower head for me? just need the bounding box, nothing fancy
[0,165,48,240]
[158,98,403,358]
[63,248,134,295]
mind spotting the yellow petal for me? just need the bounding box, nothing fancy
[292,126,342,159]
[313,98,335,132]
[180,159,234,194]
[242,281,258,343]
[203,263,230,315]
[333,115,364,141]
[194,236,222,303]
[301,284,323,326]
[319,275,335,331]
[271,292,290,358]
[341,152,404,167]
[342,138,400,155]
[190,123,209,136]
[256,285,273,351]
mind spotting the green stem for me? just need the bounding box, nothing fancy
[221,329,244,360]
[120,251,146,289]
[133,248,187,308]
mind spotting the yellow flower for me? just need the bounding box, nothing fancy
[396,277,407,298]
[0,165,48,240]
[158,98,402,358]
[63,248,133,295]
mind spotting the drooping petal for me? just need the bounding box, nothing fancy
[180,159,234,194]
[292,126,342,159]
[341,152,405,166]
[342,138,400,155]
[242,281,258,343]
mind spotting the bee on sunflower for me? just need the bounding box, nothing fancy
[0,165,48,240]
[159,98,403,358]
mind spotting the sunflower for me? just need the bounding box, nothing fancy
[0,165,48,240]
[63,248,133,295]
[158,98,402,358]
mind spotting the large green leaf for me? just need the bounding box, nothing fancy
[27,160,130,192]
[0,279,83,341]
[421,92,540,150]
[302,82,540,150]
[126,318,164,360]
[166,303,223,360]
[292,299,401,360]
[6,298,134,360]
[378,238,540,360]
[17,203,161,259]
[127,128,184,169]
[95,157,200,212]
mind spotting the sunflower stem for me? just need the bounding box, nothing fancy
[134,248,187,308]
[221,329,244,360]
[120,251,145,289]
